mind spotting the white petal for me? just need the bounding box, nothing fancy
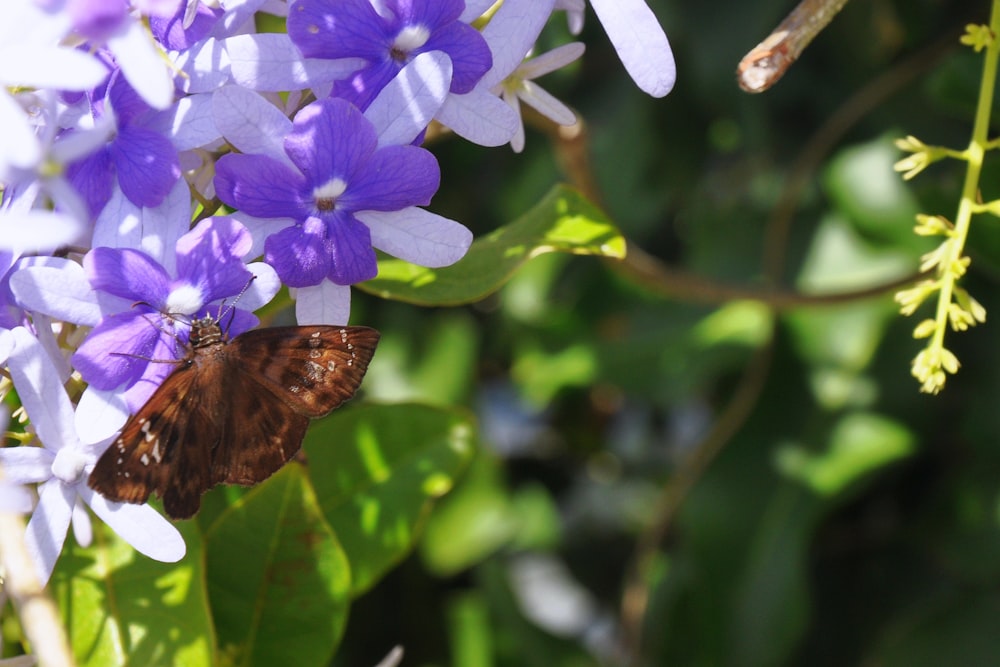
[360,208,472,268]
[589,0,675,97]
[9,328,78,453]
[0,328,13,364]
[92,185,142,250]
[294,282,351,326]
[436,87,519,147]
[9,262,103,327]
[367,51,452,148]
[0,210,84,254]
[239,261,281,311]
[0,447,55,485]
[212,85,294,166]
[108,20,175,110]
[229,212,292,259]
[75,386,130,446]
[518,81,577,126]
[81,486,186,563]
[140,179,193,275]
[0,48,107,92]
[174,37,231,94]
[225,33,364,91]
[519,43,586,80]
[0,92,41,171]
[71,497,93,548]
[25,480,75,585]
[0,482,34,514]
[168,93,221,151]
[481,0,556,85]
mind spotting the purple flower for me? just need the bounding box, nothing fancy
[288,0,492,110]
[66,72,181,219]
[215,97,441,287]
[71,217,275,412]
[0,327,184,585]
[150,2,224,52]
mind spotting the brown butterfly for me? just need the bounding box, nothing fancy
[88,316,380,519]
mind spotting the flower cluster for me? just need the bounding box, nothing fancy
[0,0,673,584]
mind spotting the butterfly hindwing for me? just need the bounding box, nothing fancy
[229,325,380,418]
[88,362,221,516]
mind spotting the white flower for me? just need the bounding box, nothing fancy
[0,327,184,585]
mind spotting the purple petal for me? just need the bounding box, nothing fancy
[327,213,377,285]
[286,98,378,185]
[81,486,186,560]
[71,310,173,390]
[110,126,181,209]
[174,217,255,302]
[216,307,258,340]
[67,148,115,219]
[288,0,388,60]
[214,153,311,220]
[400,0,465,26]
[332,60,402,111]
[345,144,439,211]
[264,220,331,287]
[25,481,75,585]
[84,247,171,305]
[422,21,491,94]
[108,71,152,126]
[150,2,222,50]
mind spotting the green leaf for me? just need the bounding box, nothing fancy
[202,464,350,667]
[53,517,214,667]
[304,403,476,595]
[360,184,625,305]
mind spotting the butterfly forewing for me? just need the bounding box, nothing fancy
[88,319,380,519]
[230,326,380,417]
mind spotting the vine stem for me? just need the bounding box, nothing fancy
[924,0,1000,381]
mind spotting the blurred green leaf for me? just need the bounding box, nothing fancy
[304,403,477,595]
[775,412,915,496]
[53,518,213,667]
[823,135,925,250]
[420,453,519,576]
[361,185,625,305]
[203,464,349,667]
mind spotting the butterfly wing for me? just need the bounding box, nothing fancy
[88,358,223,519]
[211,359,310,486]
[228,325,380,418]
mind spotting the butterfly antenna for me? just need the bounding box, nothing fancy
[214,274,257,334]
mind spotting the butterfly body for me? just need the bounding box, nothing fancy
[89,317,380,519]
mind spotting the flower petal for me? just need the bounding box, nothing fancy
[589,0,675,97]
[294,280,352,326]
[82,485,186,562]
[359,208,471,267]
[25,480,75,585]
[9,328,78,453]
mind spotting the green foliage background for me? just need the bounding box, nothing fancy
[9,1,1000,666]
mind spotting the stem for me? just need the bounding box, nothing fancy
[928,1,1000,360]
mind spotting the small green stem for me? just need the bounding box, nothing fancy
[923,1,1000,385]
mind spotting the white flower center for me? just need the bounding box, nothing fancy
[313,178,348,211]
[165,283,205,315]
[392,25,430,59]
[52,447,89,484]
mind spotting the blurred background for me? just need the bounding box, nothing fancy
[342,1,1000,665]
